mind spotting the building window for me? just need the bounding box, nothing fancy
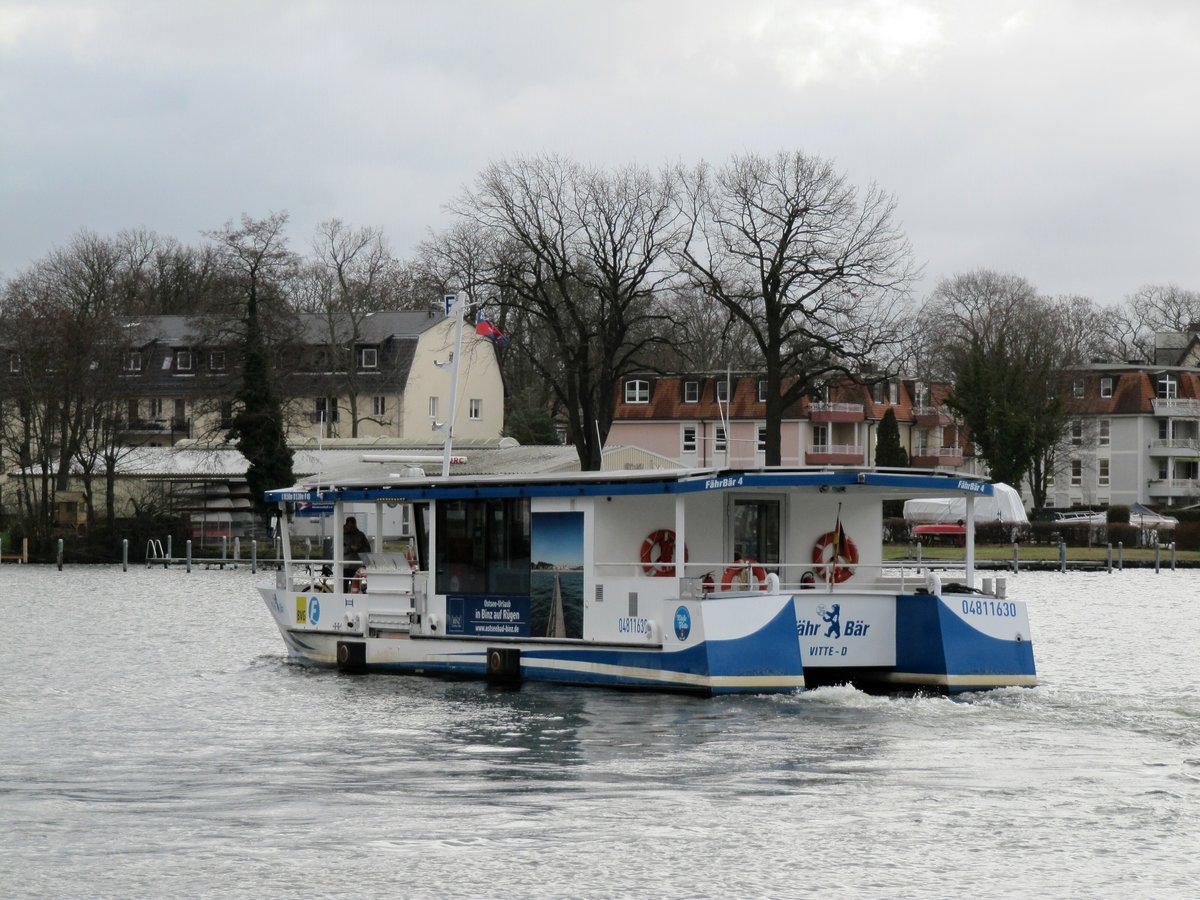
[373,395,386,417]
[469,398,481,420]
[890,382,899,404]
[1071,420,1083,446]
[1073,378,1085,398]
[871,382,884,404]
[175,350,192,371]
[315,397,338,423]
[715,426,727,452]
[1099,459,1110,486]
[757,425,767,452]
[682,426,697,454]
[625,379,649,403]
[219,401,234,429]
[757,380,767,403]
[683,381,699,403]
[1158,374,1178,399]
[125,352,141,372]
[1071,459,1082,486]
[1099,419,1110,446]
[428,396,439,419]
[1100,377,1113,398]
[149,397,164,419]
[9,354,20,373]
[716,380,729,403]
[813,424,828,448]
[210,350,226,371]
[361,347,378,369]
[1159,419,1170,440]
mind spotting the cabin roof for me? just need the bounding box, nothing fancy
[265,466,994,503]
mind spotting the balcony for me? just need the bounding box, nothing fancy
[1147,478,1200,500]
[806,444,866,465]
[809,401,865,423]
[910,447,964,468]
[1148,438,1200,456]
[913,405,953,426]
[1151,398,1200,417]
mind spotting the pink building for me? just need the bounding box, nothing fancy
[607,373,971,470]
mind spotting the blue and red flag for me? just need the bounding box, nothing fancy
[475,316,508,346]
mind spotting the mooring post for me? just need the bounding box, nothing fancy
[1012,542,1019,573]
[221,536,228,570]
[1106,543,1113,574]
[1155,542,1161,573]
[186,539,193,573]
[233,537,241,563]
[1059,540,1066,573]
[57,539,64,571]
[916,543,922,565]
[166,534,173,569]
[251,539,257,574]
[1170,541,1176,570]
[122,538,128,572]
[1118,541,1124,571]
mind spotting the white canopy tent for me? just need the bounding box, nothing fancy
[903,482,1028,525]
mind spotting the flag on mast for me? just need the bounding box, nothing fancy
[475,316,508,345]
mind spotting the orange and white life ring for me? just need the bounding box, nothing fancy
[721,559,768,591]
[812,531,859,583]
[349,567,367,593]
[640,529,688,576]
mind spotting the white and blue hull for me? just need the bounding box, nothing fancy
[261,583,1036,695]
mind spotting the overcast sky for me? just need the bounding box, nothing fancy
[2,1,1198,305]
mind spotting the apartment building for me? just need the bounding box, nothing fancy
[607,373,973,471]
[1054,365,1200,508]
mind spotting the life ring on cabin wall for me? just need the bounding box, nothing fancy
[812,531,859,583]
[349,567,367,593]
[640,529,688,576]
[720,560,768,591]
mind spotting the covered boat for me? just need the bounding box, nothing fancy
[258,465,1036,695]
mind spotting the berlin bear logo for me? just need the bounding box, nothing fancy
[818,603,841,639]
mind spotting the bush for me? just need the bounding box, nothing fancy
[1106,505,1130,524]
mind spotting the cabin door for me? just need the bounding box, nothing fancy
[729,496,782,572]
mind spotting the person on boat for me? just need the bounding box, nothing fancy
[342,516,371,592]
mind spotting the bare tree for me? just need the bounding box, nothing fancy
[676,151,919,466]
[306,219,400,437]
[448,156,679,469]
[0,232,131,541]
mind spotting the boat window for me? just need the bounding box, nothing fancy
[435,498,531,596]
[732,498,781,565]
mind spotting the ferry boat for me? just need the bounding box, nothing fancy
[257,464,1036,695]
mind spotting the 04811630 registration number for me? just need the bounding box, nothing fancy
[961,599,1018,617]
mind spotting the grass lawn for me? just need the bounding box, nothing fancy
[883,543,1198,563]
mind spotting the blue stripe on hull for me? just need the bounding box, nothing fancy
[336,598,806,695]
[895,594,1036,692]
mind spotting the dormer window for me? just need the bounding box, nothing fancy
[715,380,729,403]
[125,352,141,372]
[625,379,649,404]
[210,350,226,371]
[757,380,767,403]
[683,381,699,403]
[1073,378,1085,398]
[361,347,378,369]
[1158,374,1178,399]
[175,350,192,371]
[9,354,19,373]
[1100,376,1113,398]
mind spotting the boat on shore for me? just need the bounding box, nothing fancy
[258,465,1036,695]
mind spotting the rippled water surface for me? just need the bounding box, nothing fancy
[2,565,1197,898]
